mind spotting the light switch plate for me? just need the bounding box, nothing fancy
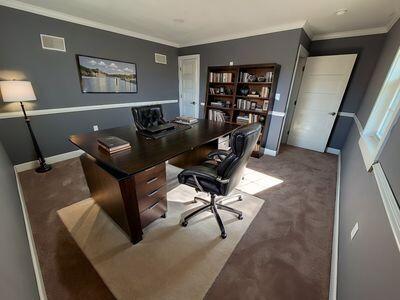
[275,93,281,101]
[351,222,359,240]
[93,125,99,131]
[229,61,234,66]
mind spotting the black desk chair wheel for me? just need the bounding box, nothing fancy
[178,123,261,238]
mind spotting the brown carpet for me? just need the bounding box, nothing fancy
[18,145,336,300]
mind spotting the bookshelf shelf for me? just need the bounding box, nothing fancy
[237,82,272,85]
[234,108,268,115]
[204,63,280,158]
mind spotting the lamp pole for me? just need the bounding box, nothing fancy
[20,101,51,173]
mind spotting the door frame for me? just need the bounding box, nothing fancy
[178,54,200,118]
[277,44,309,153]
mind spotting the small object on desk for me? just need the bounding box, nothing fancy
[175,116,198,125]
[97,136,131,154]
[144,123,175,133]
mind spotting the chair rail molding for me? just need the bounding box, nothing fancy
[0,99,178,119]
[373,163,400,252]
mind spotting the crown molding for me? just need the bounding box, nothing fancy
[0,0,179,47]
[179,21,308,48]
[312,26,388,41]
[386,12,400,32]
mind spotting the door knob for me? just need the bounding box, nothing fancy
[191,101,196,105]
[329,112,336,116]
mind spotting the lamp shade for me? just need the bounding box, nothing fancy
[0,81,37,102]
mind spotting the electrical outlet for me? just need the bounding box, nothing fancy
[351,222,359,240]
[229,61,234,66]
[275,93,281,101]
[93,125,99,131]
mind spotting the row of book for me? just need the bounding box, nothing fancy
[260,86,270,98]
[208,109,226,122]
[209,87,231,95]
[237,99,253,110]
[210,100,231,108]
[209,72,234,83]
[236,113,261,125]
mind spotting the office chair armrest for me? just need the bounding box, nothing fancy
[179,165,218,182]
[207,149,231,162]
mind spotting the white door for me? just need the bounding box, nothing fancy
[178,55,200,118]
[287,54,357,152]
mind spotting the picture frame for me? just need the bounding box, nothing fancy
[262,100,269,111]
[76,55,138,93]
[250,101,257,110]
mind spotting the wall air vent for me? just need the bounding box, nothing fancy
[40,34,66,52]
[155,53,167,64]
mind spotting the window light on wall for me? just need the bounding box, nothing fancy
[359,46,400,170]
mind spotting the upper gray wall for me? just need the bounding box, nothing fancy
[179,29,303,150]
[309,34,385,149]
[338,19,400,299]
[0,6,180,164]
[0,142,39,299]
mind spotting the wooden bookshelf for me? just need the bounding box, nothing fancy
[204,63,280,158]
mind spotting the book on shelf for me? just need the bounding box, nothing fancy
[265,71,274,82]
[97,136,131,154]
[236,98,253,110]
[208,109,227,122]
[209,72,233,83]
[260,86,270,98]
[236,113,260,125]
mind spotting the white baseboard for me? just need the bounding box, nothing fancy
[14,171,47,299]
[326,147,341,155]
[329,152,341,300]
[14,150,84,173]
[264,148,277,156]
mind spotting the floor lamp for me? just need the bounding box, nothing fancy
[0,81,51,173]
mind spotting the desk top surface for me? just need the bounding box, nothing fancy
[69,120,238,177]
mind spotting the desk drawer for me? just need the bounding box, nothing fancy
[137,184,166,212]
[135,162,166,184]
[140,197,167,228]
[136,174,166,200]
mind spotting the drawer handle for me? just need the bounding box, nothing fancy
[147,201,159,210]
[145,166,156,172]
[147,177,158,184]
[148,189,159,197]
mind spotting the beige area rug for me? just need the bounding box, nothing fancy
[57,185,264,300]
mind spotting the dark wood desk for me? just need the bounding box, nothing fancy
[69,120,238,244]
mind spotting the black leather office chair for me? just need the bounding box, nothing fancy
[178,123,262,238]
[132,105,167,130]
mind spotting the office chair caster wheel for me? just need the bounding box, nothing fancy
[238,195,243,201]
[238,214,243,220]
[181,221,188,227]
[161,213,166,218]
[221,232,227,239]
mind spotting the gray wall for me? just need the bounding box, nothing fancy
[0,142,39,299]
[338,19,400,299]
[309,34,386,149]
[179,29,304,151]
[0,6,180,164]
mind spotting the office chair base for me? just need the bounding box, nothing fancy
[181,194,243,238]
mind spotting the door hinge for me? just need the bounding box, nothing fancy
[302,66,305,72]
[287,130,290,134]
[294,100,297,106]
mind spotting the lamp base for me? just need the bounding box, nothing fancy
[35,163,52,173]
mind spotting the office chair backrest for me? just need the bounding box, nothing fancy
[217,123,261,195]
[132,105,166,130]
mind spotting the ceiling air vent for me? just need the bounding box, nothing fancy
[40,34,66,52]
[155,53,167,64]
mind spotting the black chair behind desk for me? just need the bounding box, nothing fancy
[178,123,262,238]
[132,105,192,139]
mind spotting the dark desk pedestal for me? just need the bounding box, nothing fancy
[81,154,167,244]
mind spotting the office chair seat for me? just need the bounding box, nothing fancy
[178,123,261,238]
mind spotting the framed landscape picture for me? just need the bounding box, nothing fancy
[76,55,137,93]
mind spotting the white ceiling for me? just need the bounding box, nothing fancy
[2,0,400,47]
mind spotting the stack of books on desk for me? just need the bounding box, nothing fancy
[175,116,198,125]
[97,136,131,154]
